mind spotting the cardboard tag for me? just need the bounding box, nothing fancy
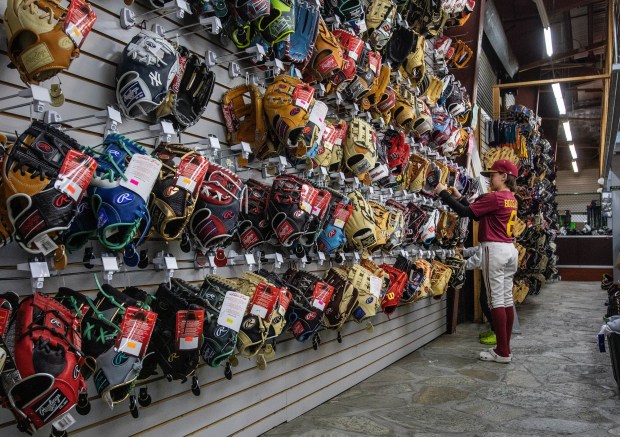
[368,52,381,75]
[293,84,314,112]
[119,154,162,202]
[249,283,278,320]
[333,202,352,228]
[33,234,58,256]
[175,309,205,350]
[63,0,97,48]
[170,55,188,95]
[311,282,334,311]
[115,307,157,358]
[299,183,318,213]
[312,190,331,218]
[322,124,336,152]
[52,412,76,432]
[218,291,250,333]
[308,100,328,133]
[175,154,209,195]
[369,275,382,299]
[54,150,97,203]
[0,308,10,337]
[278,289,292,316]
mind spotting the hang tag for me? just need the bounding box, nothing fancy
[322,125,336,151]
[278,289,292,316]
[333,202,353,228]
[299,183,318,213]
[249,283,279,320]
[369,275,382,299]
[63,0,97,48]
[52,412,76,432]
[368,51,381,75]
[344,36,363,61]
[54,150,97,203]
[175,154,209,196]
[308,100,328,132]
[312,190,331,217]
[0,308,10,337]
[115,307,157,358]
[311,282,334,311]
[119,154,162,203]
[218,291,250,332]
[170,55,188,95]
[33,234,58,256]
[293,83,314,112]
[175,309,205,350]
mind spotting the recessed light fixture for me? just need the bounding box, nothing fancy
[551,83,565,114]
[563,121,572,142]
[572,160,578,173]
[544,27,553,57]
[568,144,577,160]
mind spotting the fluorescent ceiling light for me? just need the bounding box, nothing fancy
[569,144,577,160]
[551,83,565,114]
[572,160,578,173]
[544,27,553,57]
[563,121,572,142]
[533,0,550,27]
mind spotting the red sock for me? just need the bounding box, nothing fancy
[491,307,509,357]
[505,306,514,355]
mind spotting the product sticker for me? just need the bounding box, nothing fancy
[33,234,59,256]
[170,55,187,95]
[63,0,97,48]
[369,275,383,299]
[278,288,292,316]
[299,183,318,214]
[175,154,209,195]
[249,283,279,320]
[333,202,353,228]
[119,154,162,202]
[175,309,205,350]
[218,291,250,332]
[293,84,314,112]
[311,282,334,311]
[115,306,157,358]
[308,100,328,135]
[55,150,97,203]
[368,52,381,75]
[52,413,76,432]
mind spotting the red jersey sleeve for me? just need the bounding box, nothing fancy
[469,193,500,218]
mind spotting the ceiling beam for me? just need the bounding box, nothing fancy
[494,73,609,89]
[546,0,607,20]
[519,41,606,72]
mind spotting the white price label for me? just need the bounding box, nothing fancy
[369,275,382,299]
[119,155,162,203]
[218,291,250,333]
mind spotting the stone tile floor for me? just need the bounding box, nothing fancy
[264,281,620,436]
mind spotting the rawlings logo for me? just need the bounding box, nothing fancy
[305,312,317,321]
[50,318,63,329]
[328,229,336,238]
[259,219,268,229]
[294,210,304,218]
[164,186,179,197]
[108,148,121,157]
[35,141,52,153]
[73,364,80,379]
[223,210,234,220]
[34,389,69,423]
[54,194,72,208]
[290,107,301,116]
[214,326,229,337]
[113,352,130,366]
[242,317,256,330]
[168,352,180,363]
[115,192,135,205]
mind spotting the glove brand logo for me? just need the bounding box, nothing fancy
[164,186,179,197]
[294,210,304,218]
[113,352,130,366]
[115,192,135,205]
[243,318,256,330]
[33,389,69,423]
[149,71,162,87]
[214,326,229,337]
[35,141,53,153]
[290,107,300,116]
[50,318,62,329]
[305,312,317,321]
[328,229,336,238]
[108,148,121,157]
[73,364,80,379]
[223,210,234,220]
[259,219,268,228]
[366,297,374,304]
[168,353,180,362]
[54,194,72,208]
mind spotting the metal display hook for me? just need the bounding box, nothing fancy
[49,106,123,136]
[205,44,266,68]
[120,0,191,30]
[0,85,51,114]
[163,15,222,37]
[123,120,176,144]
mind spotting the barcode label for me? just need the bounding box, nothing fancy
[53,412,76,431]
[33,235,58,256]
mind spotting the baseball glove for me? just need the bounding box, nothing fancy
[156,49,215,131]
[3,0,94,84]
[0,138,12,248]
[232,0,270,21]
[404,153,430,193]
[348,263,381,322]
[189,162,244,251]
[374,86,396,123]
[267,174,318,247]
[401,33,426,82]
[369,201,389,249]
[414,258,433,299]
[221,84,272,160]
[149,143,208,241]
[1,292,87,433]
[4,121,90,263]
[385,25,416,68]
[443,255,466,289]
[382,129,409,178]
[116,30,180,119]
[328,120,347,173]
[380,264,407,315]
[237,178,273,250]
[344,117,377,176]
[304,18,347,85]
[483,146,519,169]
[450,39,473,68]
[318,190,352,254]
[422,74,444,105]
[344,190,376,250]
[322,267,358,332]
[275,0,320,68]
[430,259,452,298]
[256,0,295,45]
[391,86,416,132]
[361,64,391,111]
[323,0,365,32]
[365,0,396,50]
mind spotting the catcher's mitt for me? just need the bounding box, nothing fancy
[365,0,396,50]
[344,190,376,250]
[237,178,273,250]
[156,48,215,131]
[344,117,377,176]
[116,30,180,119]
[1,292,87,433]
[4,0,94,84]
[189,162,244,251]
[149,143,208,241]
[221,84,272,160]
[304,18,346,84]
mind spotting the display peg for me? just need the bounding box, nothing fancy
[0,85,51,114]
[120,0,190,30]
[317,251,326,266]
[244,253,256,270]
[44,110,62,125]
[101,254,119,283]
[17,259,50,292]
[200,15,222,34]
[207,254,217,274]
[153,251,178,282]
[230,141,252,159]
[312,83,326,97]
[212,44,266,66]
[229,62,241,79]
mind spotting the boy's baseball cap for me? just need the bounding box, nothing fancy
[481,159,519,177]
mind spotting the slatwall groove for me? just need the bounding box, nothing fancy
[0,0,448,434]
[476,49,497,118]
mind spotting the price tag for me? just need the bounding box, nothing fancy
[175,309,205,350]
[244,253,256,265]
[293,83,314,112]
[308,100,328,131]
[278,289,292,316]
[175,153,209,195]
[311,282,334,311]
[32,235,58,256]
[52,412,76,432]
[0,308,10,337]
[318,251,326,261]
[218,291,250,332]
[115,307,157,358]
[54,150,97,203]
[369,275,382,299]
[119,155,162,203]
[333,202,352,228]
[63,0,97,48]
[299,183,318,213]
[312,190,331,217]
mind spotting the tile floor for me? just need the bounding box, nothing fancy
[264,280,620,436]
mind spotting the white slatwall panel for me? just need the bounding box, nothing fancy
[0,1,447,435]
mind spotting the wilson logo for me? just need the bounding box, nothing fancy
[35,141,52,153]
[115,192,134,205]
[50,318,62,328]
[54,194,72,208]
[113,352,130,366]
